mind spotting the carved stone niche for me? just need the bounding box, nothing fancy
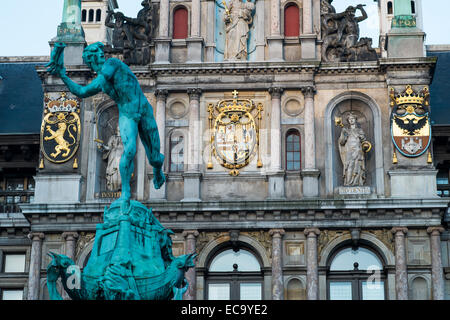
[92,104,137,201]
[331,98,375,196]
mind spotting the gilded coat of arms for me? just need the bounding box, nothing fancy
[390,85,431,158]
[207,91,263,176]
[40,92,81,164]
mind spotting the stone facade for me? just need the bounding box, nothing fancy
[0,0,449,301]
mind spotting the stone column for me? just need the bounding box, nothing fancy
[301,87,320,198]
[187,0,203,63]
[269,229,285,300]
[155,0,171,63]
[304,228,320,300]
[300,0,316,59]
[267,87,285,199]
[27,233,45,300]
[267,0,283,61]
[183,89,202,202]
[391,227,408,300]
[150,90,169,200]
[427,227,445,300]
[62,232,79,261]
[182,230,199,300]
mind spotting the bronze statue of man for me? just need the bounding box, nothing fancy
[46,42,165,207]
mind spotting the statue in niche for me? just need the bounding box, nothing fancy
[99,125,124,191]
[105,0,153,65]
[223,0,255,61]
[321,0,377,62]
[337,113,372,186]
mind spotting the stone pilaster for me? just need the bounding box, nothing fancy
[269,229,285,300]
[427,227,445,300]
[304,228,320,300]
[267,0,283,61]
[267,87,285,200]
[182,230,199,300]
[391,227,408,300]
[183,89,202,202]
[301,87,320,198]
[62,232,79,261]
[300,0,316,59]
[187,0,203,64]
[27,233,45,300]
[155,0,171,63]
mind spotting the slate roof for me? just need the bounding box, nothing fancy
[428,50,450,125]
[0,63,44,135]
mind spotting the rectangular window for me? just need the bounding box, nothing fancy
[362,281,385,300]
[1,289,23,300]
[329,282,352,300]
[3,254,26,273]
[240,283,262,300]
[208,283,230,300]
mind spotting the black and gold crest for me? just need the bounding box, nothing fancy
[40,92,81,164]
[390,85,431,157]
[207,91,263,176]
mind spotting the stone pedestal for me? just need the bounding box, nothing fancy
[388,169,438,198]
[391,227,408,300]
[267,36,284,61]
[427,227,445,300]
[187,38,204,63]
[301,169,320,198]
[154,39,171,64]
[34,174,82,204]
[268,172,285,200]
[300,35,317,59]
[27,233,45,300]
[304,228,320,300]
[49,40,86,66]
[182,172,202,202]
[183,230,199,300]
[269,229,285,300]
[387,28,425,59]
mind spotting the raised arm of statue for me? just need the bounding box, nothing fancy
[356,5,368,22]
[105,10,115,28]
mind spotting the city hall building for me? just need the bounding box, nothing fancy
[1,0,450,300]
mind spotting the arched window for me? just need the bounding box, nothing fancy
[96,9,102,22]
[387,1,393,15]
[286,129,301,171]
[173,7,188,39]
[88,9,94,22]
[411,1,416,14]
[169,134,184,172]
[82,9,87,22]
[327,246,386,300]
[286,278,306,300]
[206,247,263,300]
[284,3,300,37]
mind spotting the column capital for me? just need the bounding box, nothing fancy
[391,227,408,236]
[268,87,284,99]
[187,88,202,100]
[301,86,316,98]
[269,228,285,238]
[304,228,320,237]
[27,232,45,241]
[155,89,169,101]
[427,226,445,236]
[62,232,79,241]
[182,230,200,239]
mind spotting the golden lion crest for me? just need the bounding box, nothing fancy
[41,93,81,164]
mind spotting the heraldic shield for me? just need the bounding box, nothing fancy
[390,85,431,157]
[207,91,263,176]
[40,92,81,164]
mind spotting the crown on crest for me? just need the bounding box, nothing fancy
[390,85,429,107]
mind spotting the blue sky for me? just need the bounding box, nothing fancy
[0,0,449,56]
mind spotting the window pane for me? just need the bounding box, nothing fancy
[329,282,352,300]
[362,281,385,300]
[2,289,23,300]
[4,254,26,273]
[208,283,230,300]
[240,283,262,300]
[330,247,383,271]
[209,249,260,272]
